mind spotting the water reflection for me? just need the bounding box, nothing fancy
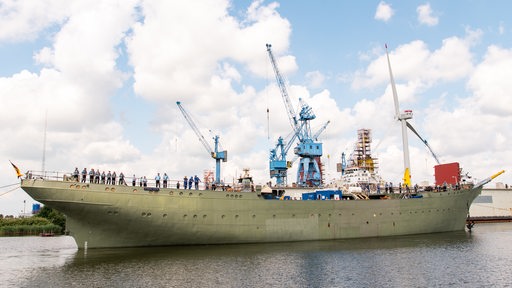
[6,225,512,288]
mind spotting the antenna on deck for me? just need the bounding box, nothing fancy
[41,110,48,173]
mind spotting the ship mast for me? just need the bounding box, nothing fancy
[385,45,412,187]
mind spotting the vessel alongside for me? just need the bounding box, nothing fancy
[21,170,485,249]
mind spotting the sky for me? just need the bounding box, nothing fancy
[1,0,511,216]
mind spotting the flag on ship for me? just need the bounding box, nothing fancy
[10,160,23,178]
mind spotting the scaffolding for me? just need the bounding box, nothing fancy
[349,129,379,172]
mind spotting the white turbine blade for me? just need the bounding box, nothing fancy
[385,44,400,118]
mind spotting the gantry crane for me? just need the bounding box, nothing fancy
[266,43,326,187]
[177,101,227,185]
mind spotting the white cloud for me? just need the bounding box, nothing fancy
[0,0,75,42]
[353,29,480,90]
[375,1,394,22]
[417,3,439,26]
[305,71,326,89]
[467,45,512,116]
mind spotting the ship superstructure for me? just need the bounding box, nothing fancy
[337,129,384,193]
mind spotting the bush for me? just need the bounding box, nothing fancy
[0,217,61,236]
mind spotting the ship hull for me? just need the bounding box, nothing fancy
[21,178,481,249]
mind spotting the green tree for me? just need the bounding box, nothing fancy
[37,206,66,233]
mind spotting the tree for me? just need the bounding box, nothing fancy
[37,206,66,233]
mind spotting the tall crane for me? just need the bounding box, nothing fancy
[266,43,325,187]
[176,101,227,185]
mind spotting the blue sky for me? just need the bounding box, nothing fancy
[1,0,511,215]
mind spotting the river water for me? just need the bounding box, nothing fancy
[1,223,512,288]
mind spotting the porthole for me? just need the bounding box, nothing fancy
[163,214,168,218]
[169,191,173,195]
[141,212,146,216]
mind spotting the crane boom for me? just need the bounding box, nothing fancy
[266,43,299,134]
[177,101,227,185]
[177,101,214,156]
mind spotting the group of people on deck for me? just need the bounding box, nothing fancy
[73,168,201,190]
[74,167,125,185]
[182,175,201,190]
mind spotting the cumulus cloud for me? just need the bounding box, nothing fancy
[0,0,75,42]
[417,3,439,26]
[375,1,394,22]
[305,71,326,89]
[468,45,512,116]
[352,29,480,91]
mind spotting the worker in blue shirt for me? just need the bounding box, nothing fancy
[155,173,161,188]
[194,175,200,190]
[163,173,169,188]
[183,176,188,189]
[188,176,193,189]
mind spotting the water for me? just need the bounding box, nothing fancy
[2,223,512,288]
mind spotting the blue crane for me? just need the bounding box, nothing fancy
[269,132,297,186]
[176,101,227,185]
[266,43,326,187]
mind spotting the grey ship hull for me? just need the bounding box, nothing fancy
[21,178,481,249]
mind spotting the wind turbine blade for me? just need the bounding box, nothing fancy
[385,45,400,118]
[405,121,441,164]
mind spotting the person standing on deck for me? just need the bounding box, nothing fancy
[188,176,193,190]
[106,171,112,185]
[176,181,180,189]
[143,176,147,187]
[112,171,117,185]
[119,172,125,185]
[81,168,87,183]
[139,176,143,187]
[95,169,100,184]
[183,176,188,189]
[163,173,169,188]
[73,167,79,182]
[132,175,136,186]
[89,169,95,183]
[101,171,106,184]
[194,175,200,190]
[155,173,161,188]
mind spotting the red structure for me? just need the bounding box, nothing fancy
[434,162,460,186]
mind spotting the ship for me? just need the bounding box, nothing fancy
[20,168,501,249]
[17,45,504,249]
